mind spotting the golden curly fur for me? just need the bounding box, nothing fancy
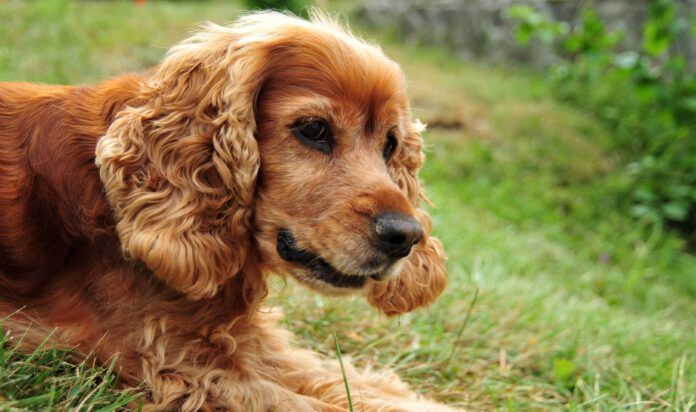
[0,11,450,410]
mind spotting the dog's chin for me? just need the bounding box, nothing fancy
[289,270,370,296]
[275,229,394,295]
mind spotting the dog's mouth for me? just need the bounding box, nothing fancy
[276,230,386,289]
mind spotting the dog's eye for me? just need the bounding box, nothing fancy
[383,132,397,161]
[292,118,333,154]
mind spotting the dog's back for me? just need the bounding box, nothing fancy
[0,77,143,292]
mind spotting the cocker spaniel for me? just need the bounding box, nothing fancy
[0,11,451,411]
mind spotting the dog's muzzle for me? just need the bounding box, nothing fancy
[276,230,387,289]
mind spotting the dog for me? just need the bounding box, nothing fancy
[0,11,450,411]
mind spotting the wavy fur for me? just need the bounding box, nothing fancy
[0,11,452,411]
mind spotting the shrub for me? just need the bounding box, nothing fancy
[242,0,313,16]
[508,1,696,242]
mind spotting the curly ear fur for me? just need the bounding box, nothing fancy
[367,121,448,315]
[96,24,269,300]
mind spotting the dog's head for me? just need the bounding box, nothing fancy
[96,11,446,315]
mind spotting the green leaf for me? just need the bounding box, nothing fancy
[517,25,533,45]
[662,202,688,221]
[643,21,671,56]
[679,97,696,113]
[630,204,654,218]
[614,51,639,69]
[634,186,657,202]
[553,358,576,386]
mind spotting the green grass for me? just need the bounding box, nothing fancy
[1,1,695,410]
[0,324,140,410]
[333,332,354,412]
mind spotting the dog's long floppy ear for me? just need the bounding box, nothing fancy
[96,24,269,300]
[366,120,448,316]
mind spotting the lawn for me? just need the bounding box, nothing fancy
[1,0,694,410]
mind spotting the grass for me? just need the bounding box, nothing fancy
[1,0,695,410]
[0,325,140,411]
[333,332,354,412]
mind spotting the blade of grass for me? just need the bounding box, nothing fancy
[333,331,354,412]
[446,287,479,366]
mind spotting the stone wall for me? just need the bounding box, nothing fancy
[358,0,695,71]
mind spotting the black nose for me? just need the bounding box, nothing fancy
[374,212,424,258]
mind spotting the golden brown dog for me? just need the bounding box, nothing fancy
[0,11,449,411]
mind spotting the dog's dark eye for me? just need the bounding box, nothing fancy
[383,132,397,161]
[292,118,333,154]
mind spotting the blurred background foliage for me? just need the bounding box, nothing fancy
[244,0,312,15]
[0,0,694,410]
[508,0,696,244]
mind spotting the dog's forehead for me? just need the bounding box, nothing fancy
[263,29,409,131]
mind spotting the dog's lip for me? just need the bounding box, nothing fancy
[276,229,382,288]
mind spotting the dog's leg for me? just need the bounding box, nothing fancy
[133,308,457,412]
[132,312,345,412]
[275,350,458,412]
[252,310,459,412]
[142,370,340,412]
